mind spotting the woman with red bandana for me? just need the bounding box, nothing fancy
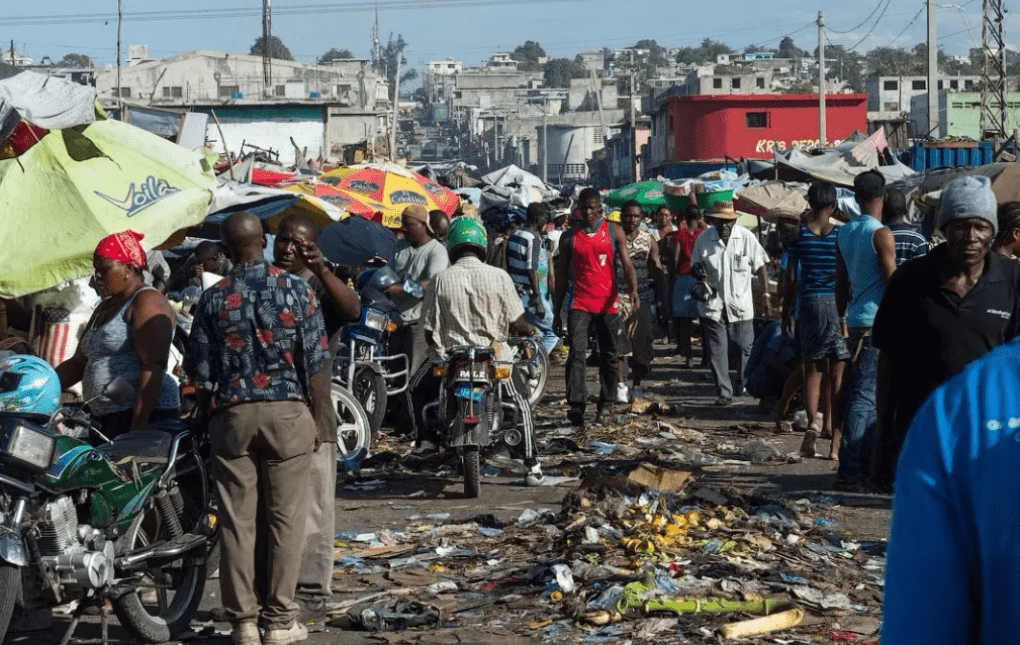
[56,230,179,436]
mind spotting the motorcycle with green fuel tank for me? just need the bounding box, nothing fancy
[0,355,211,643]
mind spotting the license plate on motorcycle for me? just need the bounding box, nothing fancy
[454,383,484,402]
[456,365,487,380]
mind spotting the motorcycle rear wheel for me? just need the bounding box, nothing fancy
[524,344,550,407]
[331,382,372,458]
[463,446,481,499]
[352,365,387,440]
[113,493,207,643]
[0,562,19,642]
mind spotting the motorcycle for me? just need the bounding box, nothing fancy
[333,264,410,441]
[421,344,530,498]
[0,356,210,643]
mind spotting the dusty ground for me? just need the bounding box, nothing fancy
[9,338,890,645]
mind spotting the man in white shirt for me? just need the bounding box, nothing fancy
[690,201,771,406]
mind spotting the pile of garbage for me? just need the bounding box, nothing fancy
[327,458,885,643]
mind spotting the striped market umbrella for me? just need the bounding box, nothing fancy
[331,162,460,224]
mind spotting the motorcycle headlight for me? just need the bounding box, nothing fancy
[363,309,388,331]
[1,420,55,472]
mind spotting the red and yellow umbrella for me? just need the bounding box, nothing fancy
[284,183,388,222]
[331,162,459,223]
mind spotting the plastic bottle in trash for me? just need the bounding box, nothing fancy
[403,279,424,299]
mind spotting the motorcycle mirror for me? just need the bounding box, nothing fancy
[103,377,136,405]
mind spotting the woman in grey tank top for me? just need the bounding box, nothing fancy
[56,231,179,438]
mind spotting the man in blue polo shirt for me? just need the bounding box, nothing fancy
[882,337,1020,644]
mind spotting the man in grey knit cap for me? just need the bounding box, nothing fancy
[871,174,1020,490]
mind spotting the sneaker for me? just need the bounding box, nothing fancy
[594,409,612,426]
[231,621,261,645]
[713,396,732,407]
[615,383,629,404]
[524,464,545,486]
[410,440,438,457]
[263,621,308,645]
[630,385,644,400]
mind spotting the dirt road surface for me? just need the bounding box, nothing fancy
[9,339,891,645]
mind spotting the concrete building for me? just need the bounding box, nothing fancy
[424,58,462,104]
[909,91,1020,139]
[95,49,383,107]
[866,74,979,113]
[94,49,389,166]
[578,51,605,75]
[645,91,868,178]
[1,46,33,66]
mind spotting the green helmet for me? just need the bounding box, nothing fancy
[446,216,488,255]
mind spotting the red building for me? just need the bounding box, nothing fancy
[649,93,868,177]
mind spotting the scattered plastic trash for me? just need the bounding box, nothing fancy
[589,440,617,455]
[551,563,575,593]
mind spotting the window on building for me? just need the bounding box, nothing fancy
[219,85,240,98]
[454,90,462,99]
[731,77,741,89]
[713,78,722,89]
[938,80,944,89]
[883,80,898,91]
[162,86,183,98]
[746,112,768,128]
[113,87,131,98]
[950,80,959,89]
[275,85,286,96]
[756,77,765,89]
[912,80,926,90]
[884,102,899,111]
[965,79,975,90]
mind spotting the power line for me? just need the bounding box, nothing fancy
[827,0,888,34]
[849,0,893,50]
[0,0,590,27]
[883,3,926,48]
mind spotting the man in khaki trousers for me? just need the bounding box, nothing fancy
[185,211,331,645]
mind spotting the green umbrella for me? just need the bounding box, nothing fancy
[604,180,666,209]
[0,118,216,297]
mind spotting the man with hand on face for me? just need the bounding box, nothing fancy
[271,212,360,621]
[871,175,1020,491]
[689,201,771,407]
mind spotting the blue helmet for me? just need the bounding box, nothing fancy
[0,355,61,415]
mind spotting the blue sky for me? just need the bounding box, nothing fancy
[1,0,1006,77]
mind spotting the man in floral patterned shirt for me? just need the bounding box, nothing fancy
[185,211,329,645]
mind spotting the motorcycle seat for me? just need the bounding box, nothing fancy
[96,429,174,464]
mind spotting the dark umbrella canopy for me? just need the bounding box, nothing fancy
[318,216,397,268]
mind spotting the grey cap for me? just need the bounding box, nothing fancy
[938,175,998,235]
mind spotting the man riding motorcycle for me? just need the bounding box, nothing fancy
[406,217,544,486]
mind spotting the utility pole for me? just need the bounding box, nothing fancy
[630,50,638,183]
[262,0,272,97]
[116,1,122,115]
[391,53,401,160]
[542,94,548,183]
[981,0,1007,139]
[818,12,825,146]
[927,0,939,137]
